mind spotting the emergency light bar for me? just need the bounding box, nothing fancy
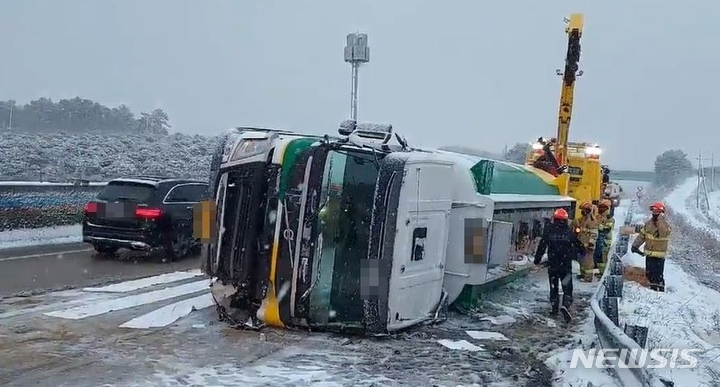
[348,122,393,145]
[585,145,602,156]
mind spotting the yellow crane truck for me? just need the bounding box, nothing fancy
[524,13,603,219]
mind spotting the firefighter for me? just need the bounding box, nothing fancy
[571,201,599,282]
[601,165,610,185]
[631,202,671,291]
[594,199,615,277]
[534,208,584,322]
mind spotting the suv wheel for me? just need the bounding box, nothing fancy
[189,238,202,254]
[94,245,119,255]
[164,233,189,263]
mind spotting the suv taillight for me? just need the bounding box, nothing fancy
[84,202,98,213]
[136,208,162,219]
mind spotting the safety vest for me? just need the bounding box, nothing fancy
[597,211,615,245]
[632,217,671,258]
[571,214,599,250]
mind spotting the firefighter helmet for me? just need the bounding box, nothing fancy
[650,202,665,214]
[580,201,593,210]
[553,208,569,220]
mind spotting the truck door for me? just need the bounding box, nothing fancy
[387,162,453,330]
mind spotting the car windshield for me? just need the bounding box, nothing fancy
[97,182,155,202]
[307,148,379,326]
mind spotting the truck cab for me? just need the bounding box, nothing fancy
[525,140,602,218]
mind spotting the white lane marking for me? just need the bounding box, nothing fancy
[119,293,214,329]
[44,279,210,320]
[0,291,109,320]
[83,270,204,293]
[0,248,92,262]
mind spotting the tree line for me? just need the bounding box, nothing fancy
[0,97,170,135]
[0,97,699,189]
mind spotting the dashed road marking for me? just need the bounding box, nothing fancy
[0,248,93,262]
[119,293,214,329]
[83,269,204,293]
[44,279,211,320]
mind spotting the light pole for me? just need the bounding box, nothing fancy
[7,103,13,129]
[344,33,370,120]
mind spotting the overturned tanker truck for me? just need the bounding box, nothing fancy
[200,120,576,334]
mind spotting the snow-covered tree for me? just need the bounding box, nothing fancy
[138,109,171,135]
[654,149,693,188]
[0,132,219,182]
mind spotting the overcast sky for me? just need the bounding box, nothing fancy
[0,0,717,170]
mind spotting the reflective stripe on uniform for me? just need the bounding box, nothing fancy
[643,233,669,241]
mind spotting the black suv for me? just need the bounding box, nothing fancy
[82,176,208,261]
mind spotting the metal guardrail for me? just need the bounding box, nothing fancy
[589,200,665,387]
[0,182,107,230]
[0,181,108,187]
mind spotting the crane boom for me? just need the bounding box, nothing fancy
[555,13,583,167]
[526,13,603,218]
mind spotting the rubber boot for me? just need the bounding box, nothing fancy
[581,251,595,282]
[560,305,572,323]
[550,300,559,315]
[595,262,605,278]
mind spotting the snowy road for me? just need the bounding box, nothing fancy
[0,243,201,296]
[0,204,636,386]
[0,262,615,387]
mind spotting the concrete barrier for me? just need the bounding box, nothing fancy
[0,182,106,231]
[589,200,665,386]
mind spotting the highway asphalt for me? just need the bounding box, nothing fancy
[0,242,201,297]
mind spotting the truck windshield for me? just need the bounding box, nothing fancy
[308,148,379,326]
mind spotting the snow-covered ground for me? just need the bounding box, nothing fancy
[707,190,720,226]
[617,177,720,386]
[545,317,619,386]
[0,224,81,249]
[620,253,720,385]
[540,204,631,387]
[665,176,720,238]
[0,200,625,387]
[0,262,610,387]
